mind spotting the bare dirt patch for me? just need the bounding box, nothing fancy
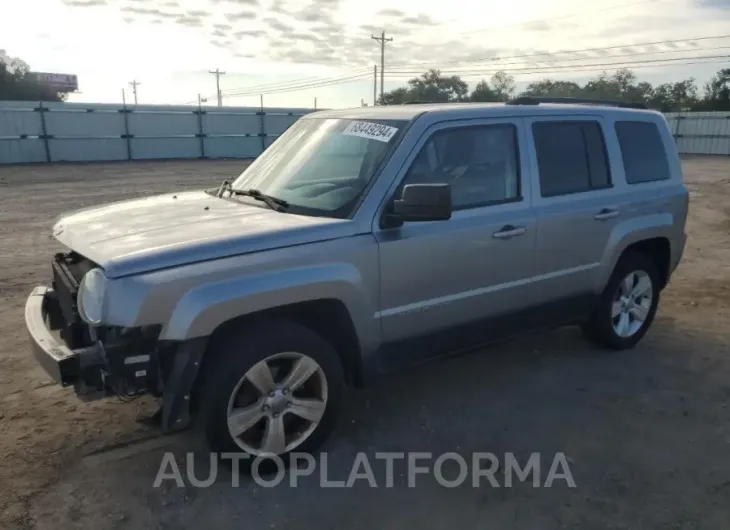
[1,157,729,529]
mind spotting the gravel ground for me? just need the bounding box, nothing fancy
[1,157,729,530]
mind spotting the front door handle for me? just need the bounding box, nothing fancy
[492,225,526,239]
[594,208,620,221]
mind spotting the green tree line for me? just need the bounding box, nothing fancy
[0,52,66,102]
[380,67,730,112]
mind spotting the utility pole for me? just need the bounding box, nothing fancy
[208,68,226,107]
[371,31,392,101]
[314,97,317,109]
[373,65,378,106]
[128,80,140,104]
[198,93,208,106]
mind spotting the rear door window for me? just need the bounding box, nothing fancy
[532,121,611,197]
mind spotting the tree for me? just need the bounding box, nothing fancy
[490,71,516,101]
[470,80,500,102]
[379,87,410,105]
[702,69,730,111]
[647,80,698,112]
[0,52,65,102]
[378,66,730,111]
[379,69,468,104]
[470,71,516,102]
[521,79,583,97]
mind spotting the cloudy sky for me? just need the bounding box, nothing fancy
[2,0,730,108]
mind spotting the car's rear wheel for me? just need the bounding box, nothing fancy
[198,319,344,467]
[582,252,660,350]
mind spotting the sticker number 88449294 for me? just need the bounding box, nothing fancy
[341,121,399,143]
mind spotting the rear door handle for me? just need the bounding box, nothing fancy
[492,225,526,239]
[594,208,620,221]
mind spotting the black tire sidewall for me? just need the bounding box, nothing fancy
[589,252,661,350]
[198,319,345,466]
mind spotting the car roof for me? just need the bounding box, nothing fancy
[306,102,662,122]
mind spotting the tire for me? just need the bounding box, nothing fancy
[581,251,661,350]
[197,318,344,469]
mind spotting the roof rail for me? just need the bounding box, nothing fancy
[506,96,647,110]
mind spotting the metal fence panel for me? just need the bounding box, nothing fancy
[44,104,125,137]
[0,102,42,137]
[0,101,315,164]
[50,138,128,162]
[6,104,729,164]
[203,137,261,159]
[43,104,129,162]
[200,107,261,158]
[665,111,730,155]
[130,137,200,159]
[0,102,46,163]
[263,108,312,135]
[0,138,46,163]
[201,107,260,135]
[127,108,198,141]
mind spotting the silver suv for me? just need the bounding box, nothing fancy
[26,97,688,461]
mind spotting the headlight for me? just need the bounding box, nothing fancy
[78,268,107,325]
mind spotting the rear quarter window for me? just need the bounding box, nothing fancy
[615,121,671,184]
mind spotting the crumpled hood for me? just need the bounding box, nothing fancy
[52,190,351,278]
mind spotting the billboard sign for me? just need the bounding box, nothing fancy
[28,72,79,92]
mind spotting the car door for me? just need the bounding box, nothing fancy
[526,115,623,304]
[373,118,537,362]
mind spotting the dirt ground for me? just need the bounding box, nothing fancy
[0,157,729,529]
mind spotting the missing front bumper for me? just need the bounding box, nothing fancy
[26,285,208,432]
[25,286,104,387]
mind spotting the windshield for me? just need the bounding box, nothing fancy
[231,117,407,218]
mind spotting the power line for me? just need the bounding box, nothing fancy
[219,32,730,100]
[391,45,730,74]
[208,68,226,106]
[221,72,372,98]
[191,30,730,104]
[214,52,726,101]
[217,68,372,98]
[371,31,393,101]
[387,54,730,78]
[195,1,653,102]
[389,33,730,71]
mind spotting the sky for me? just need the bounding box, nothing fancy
[2,0,730,108]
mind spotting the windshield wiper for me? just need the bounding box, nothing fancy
[216,180,289,211]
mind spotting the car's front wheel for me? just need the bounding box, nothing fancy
[198,319,344,466]
[582,251,661,350]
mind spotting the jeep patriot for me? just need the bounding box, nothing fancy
[26,97,688,460]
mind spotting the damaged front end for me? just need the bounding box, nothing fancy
[25,252,204,431]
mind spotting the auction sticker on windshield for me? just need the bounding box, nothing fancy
[342,121,399,142]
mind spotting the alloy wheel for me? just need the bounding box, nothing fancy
[226,352,328,456]
[611,270,653,338]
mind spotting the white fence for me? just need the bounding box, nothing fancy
[0,100,316,164]
[664,111,730,155]
[1,103,728,164]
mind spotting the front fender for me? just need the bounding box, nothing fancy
[159,263,377,350]
[597,212,674,290]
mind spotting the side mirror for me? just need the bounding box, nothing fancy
[392,183,452,222]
